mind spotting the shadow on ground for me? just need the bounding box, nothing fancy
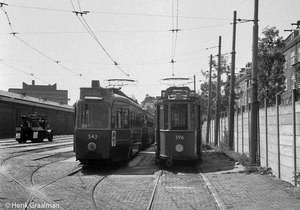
[199,150,242,174]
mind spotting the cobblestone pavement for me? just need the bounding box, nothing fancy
[199,151,300,210]
[1,137,300,210]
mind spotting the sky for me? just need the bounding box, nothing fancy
[0,0,299,105]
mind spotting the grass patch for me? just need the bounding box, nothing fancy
[206,131,272,175]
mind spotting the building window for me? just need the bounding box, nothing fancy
[284,55,288,69]
[291,50,296,66]
[284,78,287,91]
[298,46,300,64]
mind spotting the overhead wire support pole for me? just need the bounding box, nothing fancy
[214,36,221,146]
[206,54,213,144]
[250,0,259,163]
[228,11,237,150]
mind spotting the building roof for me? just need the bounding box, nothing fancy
[0,89,74,112]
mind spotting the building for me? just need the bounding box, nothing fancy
[281,21,300,103]
[235,64,251,108]
[9,80,68,104]
[140,94,156,114]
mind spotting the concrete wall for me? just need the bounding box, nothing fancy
[202,102,300,185]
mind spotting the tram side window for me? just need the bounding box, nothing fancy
[159,105,168,130]
[111,109,115,128]
[123,109,129,128]
[190,104,196,130]
[171,104,188,130]
[117,108,122,129]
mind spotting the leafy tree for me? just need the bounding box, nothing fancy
[199,55,231,118]
[257,26,286,106]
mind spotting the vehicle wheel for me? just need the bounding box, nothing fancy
[22,138,27,143]
[128,149,133,158]
[17,139,22,144]
[38,132,44,142]
[48,131,53,142]
[165,159,173,167]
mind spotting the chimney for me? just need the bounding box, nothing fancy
[91,80,100,88]
[32,80,35,85]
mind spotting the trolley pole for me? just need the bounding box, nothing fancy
[228,11,237,150]
[214,36,222,146]
[249,0,259,163]
[206,55,213,144]
[194,75,196,94]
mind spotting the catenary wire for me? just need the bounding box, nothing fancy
[0,4,90,84]
[0,61,52,85]
[7,3,231,20]
[70,0,130,77]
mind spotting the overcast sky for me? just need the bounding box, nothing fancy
[0,0,299,105]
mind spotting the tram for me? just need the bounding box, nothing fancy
[74,80,152,165]
[155,86,202,167]
[141,108,155,149]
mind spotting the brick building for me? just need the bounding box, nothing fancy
[281,22,300,103]
[9,80,68,104]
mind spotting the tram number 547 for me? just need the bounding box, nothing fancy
[175,135,184,140]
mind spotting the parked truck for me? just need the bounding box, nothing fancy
[15,114,53,143]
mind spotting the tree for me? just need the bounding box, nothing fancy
[257,26,286,106]
[199,55,231,117]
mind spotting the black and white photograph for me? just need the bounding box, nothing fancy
[1,0,300,209]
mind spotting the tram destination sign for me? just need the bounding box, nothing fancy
[80,88,108,99]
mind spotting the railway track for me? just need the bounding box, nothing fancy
[25,165,82,210]
[144,166,227,210]
[147,170,163,210]
[92,174,112,210]
[0,139,227,210]
[196,165,227,210]
[1,152,81,210]
[0,135,80,209]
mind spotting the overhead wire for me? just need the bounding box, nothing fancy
[69,0,145,98]
[0,61,51,85]
[70,0,129,77]
[0,3,89,84]
[8,3,231,20]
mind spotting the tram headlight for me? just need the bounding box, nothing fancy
[175,144,184,152]
[87,142,96,151]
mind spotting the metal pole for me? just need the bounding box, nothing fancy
[194,75,196,94]
[229,11,237,150]
[276,94,281,179]
[155,104,160,162]
[249,0,259,163]
[206,55,213,144]
[214,36,222,146]
[292,89,297,186]
[236,108,239,152]
[265,98,268,168]
[241,106,244,154]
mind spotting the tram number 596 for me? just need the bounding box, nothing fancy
[175,135,184,140]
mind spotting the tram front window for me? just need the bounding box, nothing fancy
[171,104,188,130]
[79,103,109,128]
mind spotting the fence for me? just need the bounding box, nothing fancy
[202,94,300,186]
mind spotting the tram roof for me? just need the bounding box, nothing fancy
[158,86,199,101]
[79,86,140,107]
[0,89,74,112]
